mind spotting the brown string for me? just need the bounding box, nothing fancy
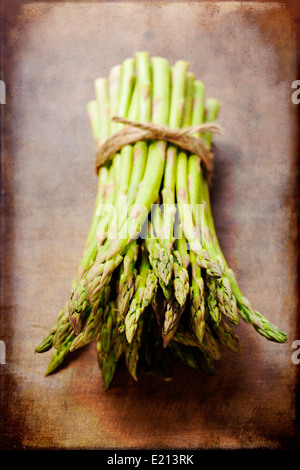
[95,116,221,177]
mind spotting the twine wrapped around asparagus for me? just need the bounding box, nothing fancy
[95,117,221,178]
[35,51,287,390]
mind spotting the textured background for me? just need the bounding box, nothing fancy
[0,1,299,449]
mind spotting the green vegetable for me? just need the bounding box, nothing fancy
[36,52,287,390]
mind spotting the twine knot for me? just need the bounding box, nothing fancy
[95,116,221,178]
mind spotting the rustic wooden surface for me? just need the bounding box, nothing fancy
[0,1,299,450]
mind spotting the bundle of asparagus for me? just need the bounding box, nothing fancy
[35,52,287,390]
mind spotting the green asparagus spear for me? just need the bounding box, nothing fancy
[35,307,66,353]
[70,286,111,352]
[189,250,206,344]
[96,300,118,390]
[45,333,75,376]
[212,319,242,355]
[146,208,173,288]
[125,250,158,344]
[173,249,189,307]
[124,316,144,381]
[116,239,139,318]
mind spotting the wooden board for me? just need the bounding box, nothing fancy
[1,1,299,450]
